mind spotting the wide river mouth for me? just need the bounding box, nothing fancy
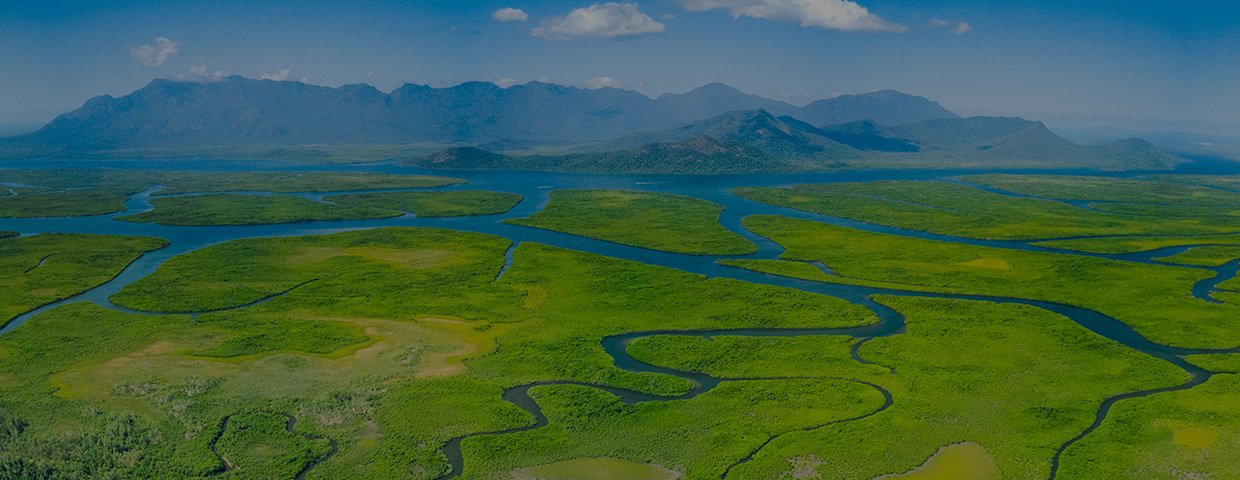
[3,155,1239,478]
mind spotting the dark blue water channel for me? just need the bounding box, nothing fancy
[3,156,1240,479]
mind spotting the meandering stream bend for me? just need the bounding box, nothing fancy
[3,157,1240,479]
[209,411,339,480]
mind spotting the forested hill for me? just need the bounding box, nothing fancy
[407,113,1181,174]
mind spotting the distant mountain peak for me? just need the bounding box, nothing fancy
[3,77,959,150]
[797,90,958,127]
[843,89,901,98]
[411,113,1179,175]
[681,82,744,95]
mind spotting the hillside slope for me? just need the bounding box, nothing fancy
[409,115,1181,174]
[411,136,799,174]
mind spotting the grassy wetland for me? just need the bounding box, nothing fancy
[4,169,1240,479]
[1184,353,1240,373]
[115,193,404,226]
[1,169,463,195]
[462,378,886,478]
[963,174,1240,205]
[1152,246,1240,266]
[628,295,1185,480]
[3,226,880,478]
[0,168,465,218]
[117,190,521,226]
[503,189,758,255]
[1035,234,1240,254]
[215,412,335,478]
[1150,174,1240,192]
[733,181,1240,240]
[720,215,1240,349]
[325,190,523,218]
[1055,373,1240,479]
[0,233,168,327]
[1088,202,1240,217]
[0,229,533,478]
[0,188,137,218]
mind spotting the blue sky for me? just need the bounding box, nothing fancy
[1,0,1237,134]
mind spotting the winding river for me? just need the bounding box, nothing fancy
[209,411,339,480]
[3,156,1240,479]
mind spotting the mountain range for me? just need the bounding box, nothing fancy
[0,76,955,149]
[0,76,1179,172]
[408,110,1180,174]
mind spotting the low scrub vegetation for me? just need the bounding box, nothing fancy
[0,168,464,218]
[116,193,402,226]
[734,181,1240,240]
[1057,373,1240,479]
[504,189,757,255]
[3,227,876,478]
[0,233,168,327]
[630,295,1184,480]
[1152,246,1240,267]
[723,215,1240,349]
[326,190,522,217]
[1035,234,1240,254]
[963,174,1240,205]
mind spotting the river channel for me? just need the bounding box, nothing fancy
[3,156,1240,479]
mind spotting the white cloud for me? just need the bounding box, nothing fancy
[493,7,529,22]
[663,13,678,19]
[533,3,666,39]
[536,75,552,83]
[170,65,230,82]
[670,0,904,32]
[259,69,293,81]
[584,76,622,89]
[128,37,180,67]
[493,77,519,88]
[929,18,971,34]
[258,68,312,83]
